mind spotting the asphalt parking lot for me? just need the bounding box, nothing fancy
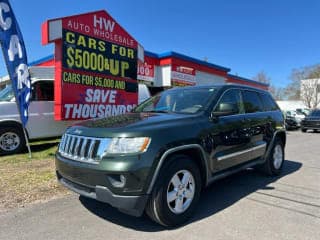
[0,130,319,240]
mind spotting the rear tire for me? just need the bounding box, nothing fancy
[262,139,284,176]
[0,127,26,155]
[146,154,201,227]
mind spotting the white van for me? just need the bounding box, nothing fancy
[0,67,151,155]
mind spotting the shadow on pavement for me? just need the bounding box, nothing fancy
[80,159,302,231]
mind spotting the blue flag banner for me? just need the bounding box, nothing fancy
[0,0,31,127]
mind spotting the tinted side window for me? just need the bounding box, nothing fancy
[260,93,279,111]
[31,81,54,101]
[242,90,264,113]
[214,89,242,114]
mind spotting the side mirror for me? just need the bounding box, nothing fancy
[210,103,238,120]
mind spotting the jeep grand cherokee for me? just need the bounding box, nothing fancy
[55,84,286,227]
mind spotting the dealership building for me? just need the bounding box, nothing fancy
[0,50,269,92]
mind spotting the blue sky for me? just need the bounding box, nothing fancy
[1,0,319,87]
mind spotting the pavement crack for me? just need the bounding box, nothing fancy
[247,197,320,219]
[255,191,320,208]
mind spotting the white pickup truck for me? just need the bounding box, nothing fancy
[0,67,151,155]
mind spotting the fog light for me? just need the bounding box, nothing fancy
[107,174,126,188]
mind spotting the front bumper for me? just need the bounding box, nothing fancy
[56,171,148,216]
[55,153,152,216]
[301,121,320,130]
[285,119,298,129]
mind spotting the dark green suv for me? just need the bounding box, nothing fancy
[55,84,286,227]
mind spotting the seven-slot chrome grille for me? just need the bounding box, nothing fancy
[58,133,111,164]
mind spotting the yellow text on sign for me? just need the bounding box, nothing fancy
[111,44,135,59]
[66,48,130,77]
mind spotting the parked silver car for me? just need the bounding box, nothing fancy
[285,110,305,127]
[0,79,73,155]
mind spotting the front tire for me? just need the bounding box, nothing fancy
[0,127,26,155]
[262,139,284,176]
[146,155,201,227]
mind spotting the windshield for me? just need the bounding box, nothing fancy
[0,85,14,102]
[134,87,217,114]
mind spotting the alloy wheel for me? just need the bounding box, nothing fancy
[273,144,283,170]
[0,132,20,151]
[166,170,195,214]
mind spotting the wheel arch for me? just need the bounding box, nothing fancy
[274,130,286,147]
[0,120,28,154]
[264,129,286,161]
[0,120,29,139]
[147,144,209,194]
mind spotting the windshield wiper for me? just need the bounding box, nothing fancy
[144,110,170,113]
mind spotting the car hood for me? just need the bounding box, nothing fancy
[67,112,202,137]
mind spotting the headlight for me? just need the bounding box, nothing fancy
[106,137,151,154]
